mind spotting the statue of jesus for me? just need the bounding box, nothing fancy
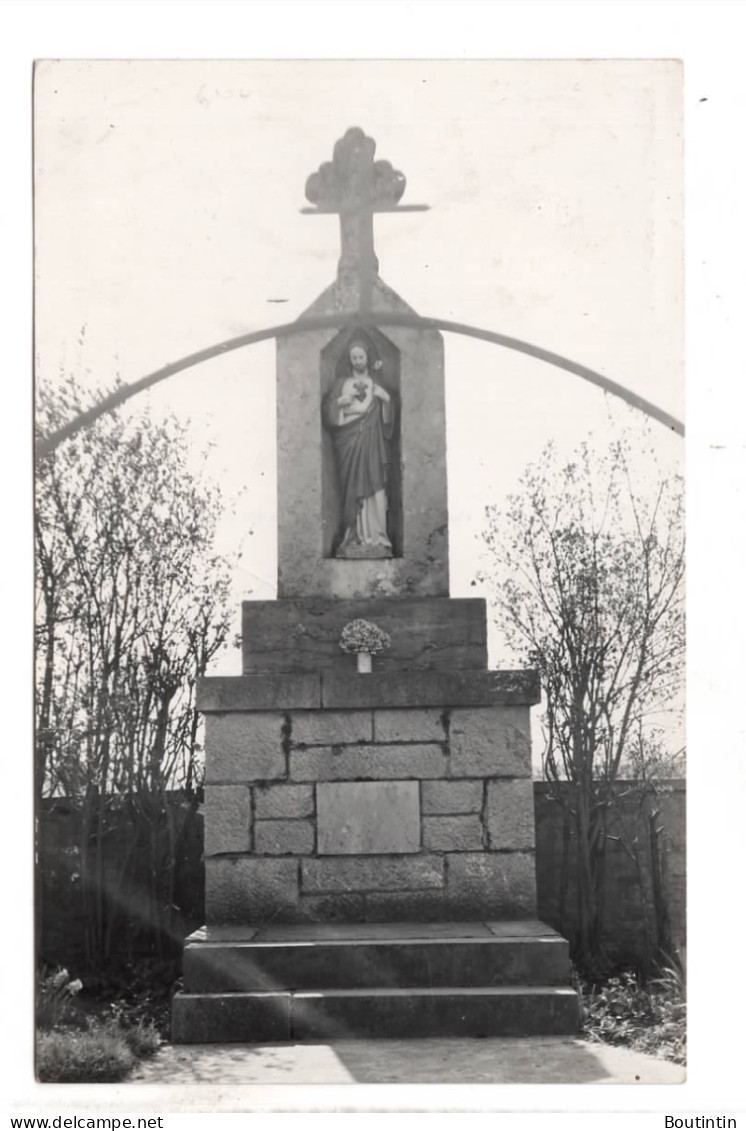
[324,338,395,558]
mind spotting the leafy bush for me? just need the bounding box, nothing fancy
[89,957,180,1037]
[108,1014,161,1059]
[581,959,686,1065]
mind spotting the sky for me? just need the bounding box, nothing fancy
[34,57,684,673]
[7,2,746,1120]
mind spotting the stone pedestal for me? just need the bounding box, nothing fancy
[197,652,541,925]
[171,128,579,1045]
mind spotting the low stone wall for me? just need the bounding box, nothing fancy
[203,698,538,923]
[37,779,685,971]
[535,781,686,970]
[36,792,204,968]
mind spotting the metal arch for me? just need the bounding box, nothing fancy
[35,311,684,459]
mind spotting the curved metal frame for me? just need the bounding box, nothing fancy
[35,311,684,459]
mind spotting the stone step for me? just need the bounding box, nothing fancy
[183,928,571,993]
[172,985,580,1043]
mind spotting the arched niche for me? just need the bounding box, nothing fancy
[320,325,403,560]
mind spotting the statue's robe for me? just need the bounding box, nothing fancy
[324,377,395,552]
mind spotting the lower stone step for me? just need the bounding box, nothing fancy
[171,986,580,1043]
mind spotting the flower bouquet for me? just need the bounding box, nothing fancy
[339,619,391,673]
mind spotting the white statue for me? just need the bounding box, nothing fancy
[324,339,396,558]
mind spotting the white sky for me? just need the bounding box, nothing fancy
[34,58,684,672]
[6,1,746,1121]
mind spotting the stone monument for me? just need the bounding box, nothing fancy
[172,128,579,1042]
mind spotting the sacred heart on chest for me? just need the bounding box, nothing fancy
[353,381,369,402]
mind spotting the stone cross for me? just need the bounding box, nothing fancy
[304,126,427,308]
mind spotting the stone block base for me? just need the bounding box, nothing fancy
[199,666,540,926]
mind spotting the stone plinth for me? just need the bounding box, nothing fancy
[197,668,540,713]
[171,920,579,1043]
[199,668,540,925]
[276,277,448,598]
[241,597,487,674]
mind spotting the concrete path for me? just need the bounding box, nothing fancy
[131,1035,684,1087]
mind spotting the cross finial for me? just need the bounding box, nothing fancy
[303,127,427,308]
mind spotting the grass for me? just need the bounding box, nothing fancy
[580,959,686,1065]
[37,1026,136,1084]
[36,967,162,1084]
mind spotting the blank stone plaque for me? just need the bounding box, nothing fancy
[317,781,420,855]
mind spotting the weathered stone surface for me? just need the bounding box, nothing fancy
[205,714,287,783]
[297,892,366,922]
[255,819,315,856]
[205,857,299,923]
[254,783,314,820]
[197,674,321,712]
[171,991,292,1043]
[373,708,445,743]
[291,710,372,746]
[241,597,487,674]
[181,923,572,994]
[363,890,447,922]
[449,707,532,778]
[174,983,579,1043]
[276,282,448,599]
[204,786,251,855]
[321,670,541,709]
[486,779,536,850]
[301,855,444,893]
[317,781,420,855]
[421,780,483,815]
[445,853,537,918]
[289,743,446,781]
[305,127,406,212]
[422,815,484,852]
[290,986,579,1041]
[254,921,492,941]
[485,920,562,939]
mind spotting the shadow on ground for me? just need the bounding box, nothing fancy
[132,1036,685,1086]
